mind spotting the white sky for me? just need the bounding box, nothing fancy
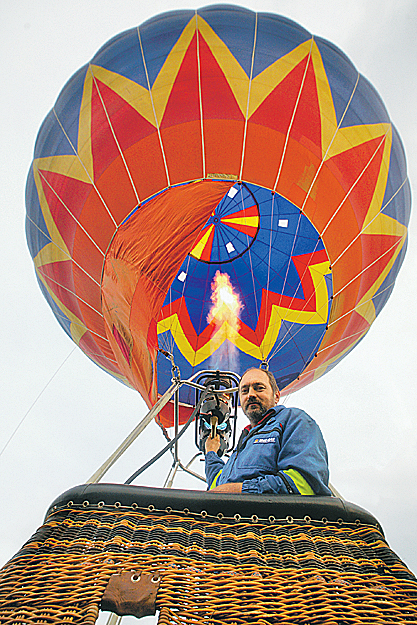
[1,2,416,621]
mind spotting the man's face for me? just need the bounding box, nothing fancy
[239,369,280,424]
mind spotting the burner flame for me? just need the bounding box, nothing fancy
[207,272,242,369]
[207,271,242,328]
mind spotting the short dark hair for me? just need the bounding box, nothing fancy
[239,367,280,395]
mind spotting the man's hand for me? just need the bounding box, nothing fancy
[209,482,243,493]
[205,433,221,454]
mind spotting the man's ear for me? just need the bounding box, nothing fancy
[275,390,280,404]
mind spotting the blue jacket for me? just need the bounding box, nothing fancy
[205,405,331,496]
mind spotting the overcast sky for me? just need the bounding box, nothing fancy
[1,2,416,622]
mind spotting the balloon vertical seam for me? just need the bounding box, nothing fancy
[51,106,118,230]
[267,267,331,362]
[169,255,193,356]
[332,237,405,300]
[88,64,142,212]
[327,280,395,329]
[271,40,315,344]
[27,212,101,289]
[268,47,356,364]
[238,11,258,182]
[37,169,105,256]
[25,7,411,398]
[321,128,391,238]
[237,186,261,344]
[331,178,408,268]
[272,37,315,194]
[136,26,171,188]
[37,268,104,318]
[299,69,360,216]
[195,12,206,179]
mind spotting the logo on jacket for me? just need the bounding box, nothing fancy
[253,437,276,444]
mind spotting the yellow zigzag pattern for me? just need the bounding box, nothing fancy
[157,260,331,364]
[31,14,406,362]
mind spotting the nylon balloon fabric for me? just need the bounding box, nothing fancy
[26,6,411,426]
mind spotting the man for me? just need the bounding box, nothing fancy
[205,367,331,495]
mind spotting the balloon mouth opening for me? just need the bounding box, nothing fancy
[152,180,334,415]
[100,180,334,415]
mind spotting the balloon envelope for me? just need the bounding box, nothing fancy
[26,6,411,425]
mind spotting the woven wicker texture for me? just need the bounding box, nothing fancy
[1,503,416,624]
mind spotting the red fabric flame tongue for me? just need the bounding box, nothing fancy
[101,180,231,424]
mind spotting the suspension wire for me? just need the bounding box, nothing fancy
[40,307,114,352]
[87,379,181,484]
[270,272,394,386]
[266,271,330,362]
[316,327,371,358]
[268,181,406,363]
[156,408,206,486]
[266,192,404,365]
[25,216,111,344]
[331,179,408,268]
[333,237,404,299]
[322,134,391,239]
[263,192,276,350]
[193,253,214,370]
[328,280,396,328]
[299,72,360,217]
[281,318,374,398]
[38,282,117,368]
[0,347,77,460]
[124,386,209,485]
[265,186,402,368]
[155,414,173,444]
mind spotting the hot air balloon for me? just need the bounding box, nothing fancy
[26,6,410,428]
[1,7,414,625]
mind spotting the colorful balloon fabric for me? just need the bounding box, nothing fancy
[26,6,411,425]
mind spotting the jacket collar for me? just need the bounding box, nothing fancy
[236,407,277,451]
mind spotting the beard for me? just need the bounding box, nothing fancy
[245,401,266,426]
